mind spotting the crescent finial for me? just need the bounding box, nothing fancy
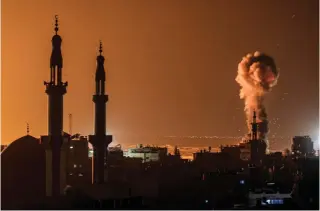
[54,15,59,34]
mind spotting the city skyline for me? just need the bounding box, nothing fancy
[2,0,319,152]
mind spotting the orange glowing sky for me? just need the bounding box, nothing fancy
[2,0,319,151]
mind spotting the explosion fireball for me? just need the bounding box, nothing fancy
[236,52,279,143]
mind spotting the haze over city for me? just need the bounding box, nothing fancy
[1,0,319,210]
[2,0,319,156]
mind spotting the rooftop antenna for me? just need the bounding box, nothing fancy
[69,114,72,135]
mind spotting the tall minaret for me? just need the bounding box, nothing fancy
[43,16,68,197]
[251,110,258,141]
[89,41,112,184]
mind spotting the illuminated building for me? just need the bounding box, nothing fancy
[88,145,123,159]
[124,144,167,163]
[291,136,314,158]
[248,186,291,207]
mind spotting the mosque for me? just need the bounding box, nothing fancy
[1,16,118,209]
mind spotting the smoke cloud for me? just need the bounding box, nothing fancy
[236,52,279,143]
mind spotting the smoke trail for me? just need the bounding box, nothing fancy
[236,52,279,143]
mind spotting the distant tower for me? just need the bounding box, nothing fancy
[89,41,112,184]
[43,16,68,197]
[174,146,181,157]
[249,110,266,164]
[251,110,258,140]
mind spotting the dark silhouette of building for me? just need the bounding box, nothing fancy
[193,150,234,171]
[1,135,46,209]
[89,42,112,184]
[42,16,68,197]
[238,111,267,165]
[220,145,241,160]
[291,136,314,158]
[239,141,251,161]
[292,157,319,209]
[67,136,91,186]
[108,144,124,161]
[249,111,267,164]
[249,139,266,165]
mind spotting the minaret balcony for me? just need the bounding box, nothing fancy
[93,95,108,103]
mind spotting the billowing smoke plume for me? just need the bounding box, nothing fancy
[236,52,279,143]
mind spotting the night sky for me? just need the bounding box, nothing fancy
[2,0,319,157]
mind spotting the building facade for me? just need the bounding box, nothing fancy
[124,145,168,163]
[67,136,91,186]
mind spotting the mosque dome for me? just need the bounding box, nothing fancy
[1,135,46,209]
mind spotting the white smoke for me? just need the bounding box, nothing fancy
[236,51,279,143]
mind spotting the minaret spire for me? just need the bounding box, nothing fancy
[99,40,103,55]
[54,15,59,35]
[95,41,106,95]
[27,123,30,135]
[89,41,112,184]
